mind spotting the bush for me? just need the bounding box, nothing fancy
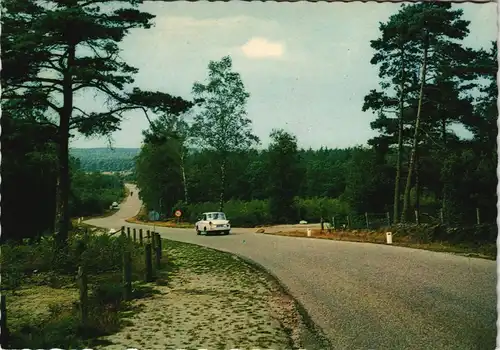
[4,228,152,348]
[9,282,124,349]
[70,172,125,218]
[294,197,350,223]
[390,223,497,245]
[177,197,351,227]
[181,199,271,227]
[1,230,145,290]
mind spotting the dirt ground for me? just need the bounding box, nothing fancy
[99,240,306,350]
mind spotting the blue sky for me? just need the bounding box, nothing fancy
[70,2,498,150]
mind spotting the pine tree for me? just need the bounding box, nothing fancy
[2,0,191,244]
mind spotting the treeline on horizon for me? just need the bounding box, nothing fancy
[70,148,139,172]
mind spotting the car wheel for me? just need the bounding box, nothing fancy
[196,226,200,235]
[224,230,230,235]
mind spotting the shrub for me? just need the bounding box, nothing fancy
[295,197,350,223]
[1,230,144,291]
[4,228,151,349]
[178,197,353,226]
[182,199,271,227]
[390,223,497,245]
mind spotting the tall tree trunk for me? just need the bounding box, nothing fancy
[180,150,189,204]
[393,45,405,224]
[218,158,226,212]
[440,115,447,218]
[54,177,61,234]
[401,30,429,223]
[414,148,420,221]
[56,43,76,245]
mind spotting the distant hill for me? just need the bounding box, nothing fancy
[70,147,140,172]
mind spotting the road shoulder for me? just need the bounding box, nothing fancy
[99,239,326,349]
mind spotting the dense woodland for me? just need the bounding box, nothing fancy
[2,2,496,245]
[70,148,139,172]
[2,0,192,244]
[133,4,497,237]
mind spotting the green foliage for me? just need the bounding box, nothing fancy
[191,55,259,210]
[181,199,272,227]
[135,136,183,215]
[70,170,125,218]
[180,197,351,228]
[191,56,259,153]
[267,129,303,223]
[390,223,497,246]
[3,227,167,348]
[1,111,58,242]
[1,231,140,280]
[2,0,192,243]
[70,148,140,172]
[342,147,394,213]
[294,197,350,223]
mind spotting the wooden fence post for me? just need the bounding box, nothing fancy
[155,244,161,270]
[320,217,324,232]
[415,209,420,225]
[346,216,350,229]
[332,216,336,230]
[475,207,480,225]
[77,266,88,325]
[123,250,132,300]
[156,233,162,258]
[144,243,153,282]
[121,226,125,237]
[133,228,137,242]
[151,231,156,250]
[439,209,444,224]
[364,212,369,229]
[139,229,143,245]
[126,227,131,240]
[0,295,8,347]
[386,212,391,227]
[147,230,151,243]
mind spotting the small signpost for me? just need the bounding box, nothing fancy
[149,210,160,235]
[175,210,182,224]
[148,211,160,221]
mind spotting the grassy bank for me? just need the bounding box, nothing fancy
[260,227,496,260]
[125,206,194,228]
[2,228,309,349]
[103,239,308,349]
[1,226,166,349]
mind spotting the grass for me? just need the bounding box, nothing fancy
[125,217,194,229]
[125,207,194,229]
[3,228,309,349]
[2,227,169,349]
[98,239,307,349]
[260,228,496,260]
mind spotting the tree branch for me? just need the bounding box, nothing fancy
[69,105,135,127]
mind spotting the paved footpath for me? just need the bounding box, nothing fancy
[86,184,498,350]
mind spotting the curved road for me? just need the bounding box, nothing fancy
[86,185,497,350]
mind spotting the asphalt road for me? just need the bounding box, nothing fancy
[86,185,498,350]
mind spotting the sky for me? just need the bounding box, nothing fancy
[70,2,498,150]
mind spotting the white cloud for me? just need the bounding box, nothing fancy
[240,37,285,59]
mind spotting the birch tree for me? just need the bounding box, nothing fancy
[191,56,259,211]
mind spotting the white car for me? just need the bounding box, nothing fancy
[195,212,231,235]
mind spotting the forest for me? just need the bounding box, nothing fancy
[2,2,496,245]
[133,3,497,242]
[70,148,139,172]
